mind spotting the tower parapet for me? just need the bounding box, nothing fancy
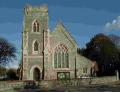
[24,4,48,15]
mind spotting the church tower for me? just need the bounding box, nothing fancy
[22,4,48,80]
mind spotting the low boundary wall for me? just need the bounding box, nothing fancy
[0,81,24,91]
[91,76,117,84]
[0,76,118,91]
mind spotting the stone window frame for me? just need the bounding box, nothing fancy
[32,19,40,33]
[53,43,69,69]
[32,40,39,54]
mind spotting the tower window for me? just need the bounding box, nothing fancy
[37,22,39,32]
[33,20,39,32]
[33,23,36,32]
[34,41,38,51]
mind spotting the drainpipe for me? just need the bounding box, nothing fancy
[75,53,77,79]
[42,29,45,80]
[21,32,23,80]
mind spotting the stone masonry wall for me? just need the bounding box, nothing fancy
[91,76,117,84]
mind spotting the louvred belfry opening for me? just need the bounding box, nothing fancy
[33,20,39,32]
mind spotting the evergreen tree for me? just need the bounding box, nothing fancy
[82,33,119,76]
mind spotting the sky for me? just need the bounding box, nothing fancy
[0,0,120,68]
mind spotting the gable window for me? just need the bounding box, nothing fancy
[62,52,65,68]
[33,20,39,32]
[58,52,62,68]
[54,43,69,68]
[65,53,69,68]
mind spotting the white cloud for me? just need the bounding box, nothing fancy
[105,16,120,31]
[6,60,20,69]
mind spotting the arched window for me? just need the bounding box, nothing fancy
[33,20,39,32]
[54,52,57,68]
[37,22,39,32]
[65,53,69,68]
[34,41,38,51]
[54,43,69,68]
[58,52,61,68]
[62,52,65,68]
[33,23,36,32]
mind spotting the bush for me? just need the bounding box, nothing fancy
[7,68,19,80]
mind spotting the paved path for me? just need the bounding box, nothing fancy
[18,89,64,92]
[17,86,120,92]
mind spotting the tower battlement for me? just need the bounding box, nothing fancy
[24,4,48,15]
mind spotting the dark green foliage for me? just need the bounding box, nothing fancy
[17,63,22,80]
[81,33,120,76]
[0,37,16,67]
[0,67,6,75]
[108,34,120,50]
[7,68,19,80]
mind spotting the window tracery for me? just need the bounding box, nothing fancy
[54,43,69,68]
[33,20,39,32]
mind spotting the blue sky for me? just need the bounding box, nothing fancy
[0,0,120,68]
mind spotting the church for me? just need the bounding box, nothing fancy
[21,4,92,80]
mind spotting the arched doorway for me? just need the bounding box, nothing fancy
[33,68,40,81]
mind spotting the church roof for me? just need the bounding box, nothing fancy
[51,21,78,47]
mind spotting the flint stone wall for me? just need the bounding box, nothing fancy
[91,76,117,84]
[0,81,24,91]
[0,76,118,91]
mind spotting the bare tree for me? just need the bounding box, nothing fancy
[0,37,16,67]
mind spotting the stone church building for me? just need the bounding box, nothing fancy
[21,4,92,80]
